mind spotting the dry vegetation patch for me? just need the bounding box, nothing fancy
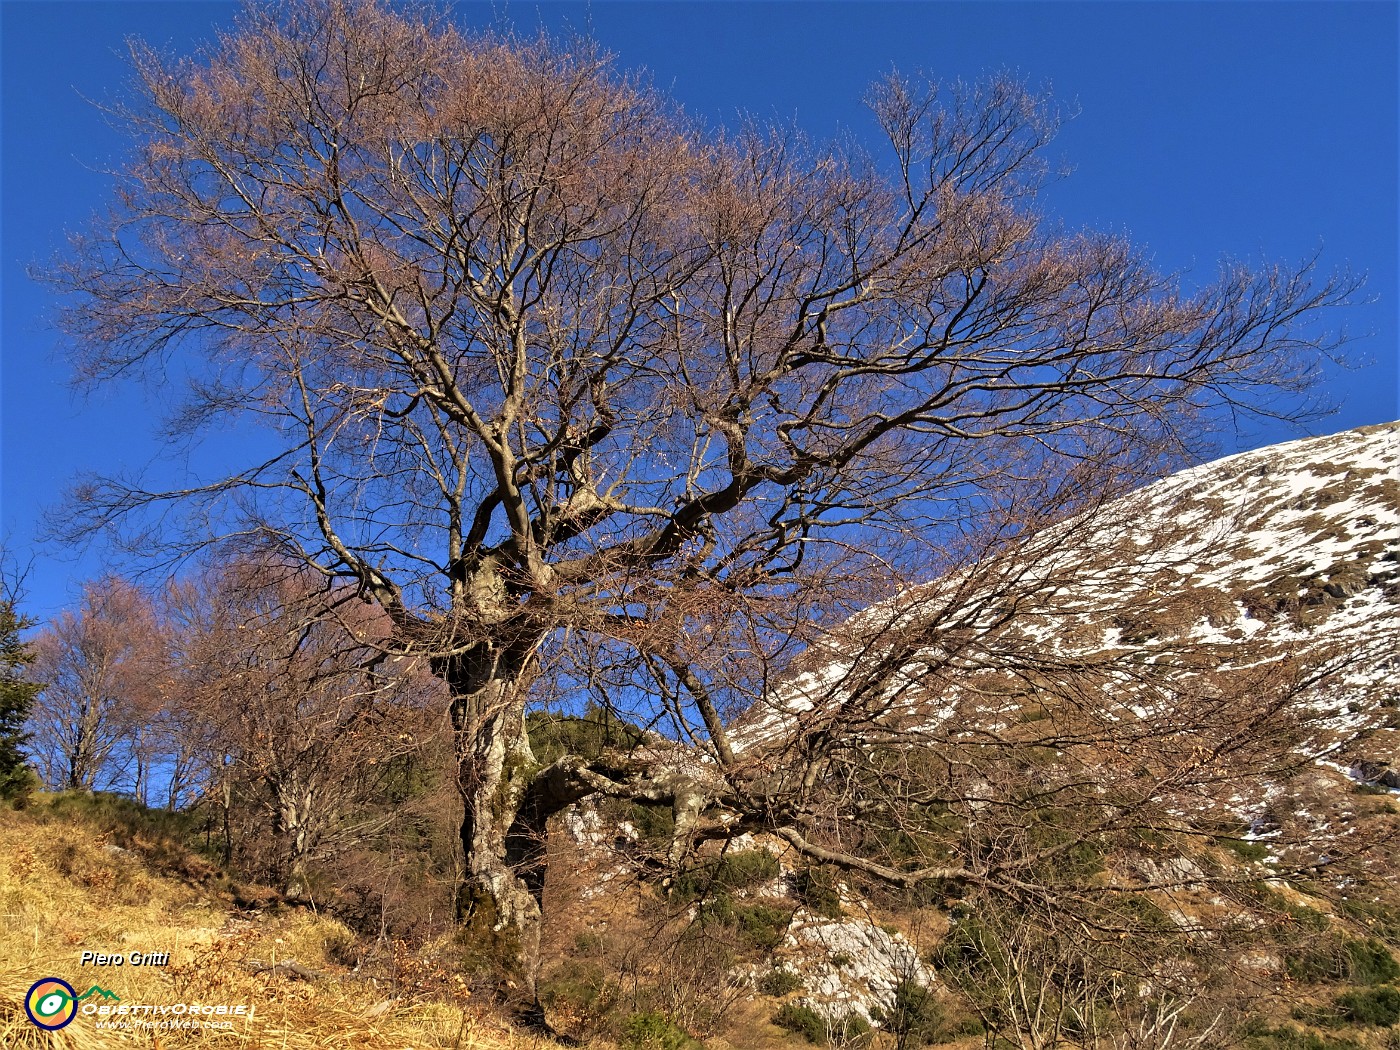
[0,795,559,1050]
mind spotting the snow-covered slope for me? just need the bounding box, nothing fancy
[1085,421,1398,665]
[735,421,1400,761]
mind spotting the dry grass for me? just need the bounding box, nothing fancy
[0,796,565,1050]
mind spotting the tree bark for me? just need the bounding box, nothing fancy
[278,788,315,902]
[440,641,547,1002]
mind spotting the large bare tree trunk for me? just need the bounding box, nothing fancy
[440,643,547,1004]
[278,787,316,902]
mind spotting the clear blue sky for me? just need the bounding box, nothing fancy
[2,1,1397,621]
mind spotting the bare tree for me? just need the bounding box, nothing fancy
[44,0,1358,1009]
[27,576,164,793]
[166,560,441,900]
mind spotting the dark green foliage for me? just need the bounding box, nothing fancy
[790,865,843,918]
[838,1012,872,1045]
[627,799,676,846]
[775,1003,829,1044]
[672,849,780,899]
[774,1003,871,1046]
[1287,947,1349,986]
[1024,816,1106,879]
[1241,1023,1362,1050]
[1115,893,1176,933]
[1337,897,1400,942]
[619,1011,704,1050]
[1274,896,1333,934]
[1221,837,1271,862]
[1286,937,1400,986]
[757,968,804,997]
[1350,939,1400,985]
[1335,987,1400,1027]
[880,978,944,1048]
[671,849,787,955]
[0,599,39,803]
[933,912,1004,979]
[526,705,645,764]
[695,895,792,952]
[732,903,791,951]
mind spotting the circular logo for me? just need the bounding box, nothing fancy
[25,978,78,1030]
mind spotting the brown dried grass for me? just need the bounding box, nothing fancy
[0,796,563,1050]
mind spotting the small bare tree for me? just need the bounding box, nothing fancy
[166,560,441,899]
[27,576,165,794]
[44,0,1358,1010]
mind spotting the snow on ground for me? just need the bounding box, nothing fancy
[732,421,1400,772]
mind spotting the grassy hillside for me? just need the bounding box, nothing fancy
[0,793,553,1050]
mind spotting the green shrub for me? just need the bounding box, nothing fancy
[1222,837,1270,862]
[1336,987,1400,1027]
[790,866,843,918]
[673,849,780,898]
[628,800,676,845]
[1114,893,1176,933]
[620,1011,704,1050]
[1241,1022,1362,1049]
[757,968,804,997]
[881,978,943,1048]
[775,1002,828,1044]
[773,1003,871,1046]
[1337,897,1400,942]
[691,893,793,954]
[1349,938,1400,984]
[526,706,645,764]
[840,1012,873,1045]
[1287,937,1400,985]
[733,903,791,951]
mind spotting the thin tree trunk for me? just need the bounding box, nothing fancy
[132,727,148,806]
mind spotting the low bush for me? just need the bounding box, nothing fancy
[757,968,804,997]
[774,1003,872,1046]
[1286,937,1400,985]
[880,978,943,1048]
[672,849,780,898]
[775,1002,828,1044]
[1349,939,1400,984]
[1337,897,1400,942]
[791,866,843,918]
[620,1011,704,1050]
[1335,986,1400,1027]
[1241,1022,1362,1050]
